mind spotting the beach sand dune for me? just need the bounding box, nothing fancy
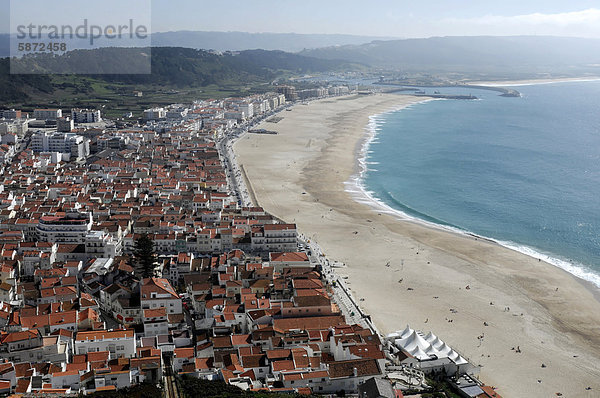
[234,94,600,397]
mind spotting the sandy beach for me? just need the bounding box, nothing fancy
[234,93,600,397]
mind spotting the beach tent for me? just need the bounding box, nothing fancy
[387,326,469,365]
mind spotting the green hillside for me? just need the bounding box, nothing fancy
[1,47,362,117]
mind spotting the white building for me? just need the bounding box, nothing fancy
[268,97,279,110]
[0,330,42,353]
[33,108,62,120]
[57,117,74,132]
[142,307,169,337]
[140,277,183,315]
[0,120,28,135]
[51,370,81,391]
[85,231,121,258]
[1,109,22,119]
[31,131,90,159]
[74,329,136,359]
[84,368,132,391]
[279,358,382,394]
[36,212,93,244]
[172,347,195,372]
[223,111,245,121]
[166,107,189,120]
[0,145,15,164]
[328,86,350,96]
[251,100,268,115]
[239,103,253,119]
[269,252,310,272]
[143,108,166,120]
[3,341,69,365]
[71,108,102,123]
[251,223,298,252]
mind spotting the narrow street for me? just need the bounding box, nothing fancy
[163,355,180,398]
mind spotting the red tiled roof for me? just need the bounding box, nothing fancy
[75,329,134,341]
[269,252,308,262]
[328,358,381,379]
[273,315,345,333]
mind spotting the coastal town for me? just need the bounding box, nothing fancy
[0,86,501,397]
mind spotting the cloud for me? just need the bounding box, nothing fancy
[443,8,600,37]
[475,9,600,26]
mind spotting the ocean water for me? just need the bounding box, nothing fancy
[357,81,600,288]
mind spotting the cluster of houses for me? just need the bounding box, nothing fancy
[0,90,396,396]
[0,88,500,397]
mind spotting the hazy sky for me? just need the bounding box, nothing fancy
[3,0,600,38]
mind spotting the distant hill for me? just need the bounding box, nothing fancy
[150,31,397,52]
[0,46,361,102]
[9,47,356,79]
[300,36,600,74]
[0,60,54,102]
[0,31,396,57]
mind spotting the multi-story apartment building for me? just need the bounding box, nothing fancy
[71,108,102,123]
[252,223,298,252]
[74,329,136,359]
[36,212,93,244]
[239,103,253,119]
[30,131,90,158]
[1,109,22,119]
[143,108,166,120]
[298,87,328,100]
[166,106,189,120]
[277,86,297,101]
[33,108,62,120]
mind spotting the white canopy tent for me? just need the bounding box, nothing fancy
[388,325,468,365]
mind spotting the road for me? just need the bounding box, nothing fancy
[217,104,294,208]
[216,97,380,334]
[163,355,180,398]
[298,234,380,335]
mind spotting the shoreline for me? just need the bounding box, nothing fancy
[234,93,600,397]
[348,101,600,292]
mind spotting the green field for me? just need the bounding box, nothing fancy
[9,76,276,119]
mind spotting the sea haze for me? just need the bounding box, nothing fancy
[361,81,600,287]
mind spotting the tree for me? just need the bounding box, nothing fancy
[82,382,162,398]
[133,234,157,278]
[178,375,316,398]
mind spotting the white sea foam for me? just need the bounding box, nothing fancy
[345,98,445,229]
[344,99,600,290]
